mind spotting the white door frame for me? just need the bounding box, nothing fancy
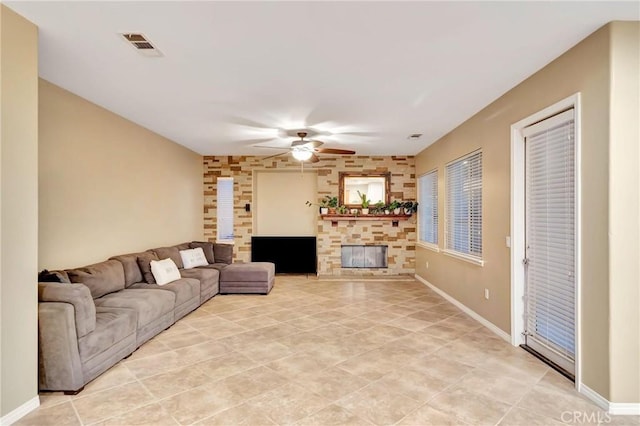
[510,93,582,390]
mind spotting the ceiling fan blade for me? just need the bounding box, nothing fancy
[255,145,291,150]
[308,153,320,163]
[263,152,289,160]
[315,148,356,155]
[237,138,278,145]
[291,139,323,148]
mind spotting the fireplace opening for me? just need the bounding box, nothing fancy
[341,245,388,268]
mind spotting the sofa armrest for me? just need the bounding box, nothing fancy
[38,282,96,337]
[38,302,85,392]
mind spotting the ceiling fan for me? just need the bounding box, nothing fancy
[259,131,356,163]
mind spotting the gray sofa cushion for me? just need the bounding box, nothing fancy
[136,251,158,284]
[67,260,126,299]
[38,282,96,337]
[219,262,274,283]
[94,288,175,328]
[109,253,144,287]
[152,246,184,269]
[190,241,215,264]
[78,306,136,363]
[180,268,219,302]
[196,263,228,272]
[175,242,191,251]
[213,243,233,265]
[129,278,200,306]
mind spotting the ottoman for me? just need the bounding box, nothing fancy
[219,262,275,294]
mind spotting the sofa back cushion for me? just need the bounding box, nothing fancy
[109,253,144,287]
[152,246,184,269]
[67,260,126,299]
[175,242,191,251]
[190,241,215,264]
[213,243,233,265]
[136,251,159,284]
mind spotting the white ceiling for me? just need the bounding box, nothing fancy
[6,1,639,155]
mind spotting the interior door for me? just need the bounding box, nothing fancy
[523,108,576,375]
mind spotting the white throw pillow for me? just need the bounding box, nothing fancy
[150,258,181,286]
[180,248,208,269]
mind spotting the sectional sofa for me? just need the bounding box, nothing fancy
[37,241,274,394]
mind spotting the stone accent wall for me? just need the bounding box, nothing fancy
[203,155,416,276]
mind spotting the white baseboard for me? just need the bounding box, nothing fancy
[580,384,640,415]
[413,274,640,415]
[609,403,640,416]
[414,274,511,342]
[579,384,609,411]
[0,396,39,425]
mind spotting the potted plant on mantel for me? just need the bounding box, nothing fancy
[326,196,338,214]
[389,200,402,215]
[305,197,327,215]
[374,201,386,215]
[357,191,371,215]
[306,196,339,215]
[403,201,419,215]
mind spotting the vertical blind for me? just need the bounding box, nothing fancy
[418,170,438,245]
[217,177,234,242]
[524,109,575,370]
[445,151,483,258]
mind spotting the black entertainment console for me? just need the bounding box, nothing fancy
[251,236,317,274]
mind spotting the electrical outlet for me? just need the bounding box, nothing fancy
[425,261,429,269]
[484,288,490,300]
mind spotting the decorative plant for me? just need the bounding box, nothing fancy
[337,205,348,214]
[402,201,419,214]
[325,196,338,209]
[305,199,328,208]
[389,200,402,214]
[306,196,338,214]
[357,191,371,209]
[374,201,386,215]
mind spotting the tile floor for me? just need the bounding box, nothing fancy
[18,276,638,426]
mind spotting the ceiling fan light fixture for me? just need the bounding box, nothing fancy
[292,148,313,161]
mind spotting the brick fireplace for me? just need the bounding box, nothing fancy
[203,155,416,276]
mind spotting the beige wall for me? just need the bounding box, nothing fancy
[254,170,318,236]
[608,22,640,404]
[415,24,615,398]
[0,5,39,417]
[203,155,416,275]
[39,80,204,269]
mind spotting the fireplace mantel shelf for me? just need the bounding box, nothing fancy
[321,214,412,227]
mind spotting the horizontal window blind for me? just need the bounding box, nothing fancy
[217,177,234,242]
[445,151,482,258]
[524,109,575,368]
[418,170,438,245]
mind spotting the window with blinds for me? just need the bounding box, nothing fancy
[217,177,234,243]
[445,150,482,261]
[418,170,438,247]
[524,109,575,372]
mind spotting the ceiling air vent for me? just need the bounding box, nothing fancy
[120,33,163,57]
[407,133,423,140]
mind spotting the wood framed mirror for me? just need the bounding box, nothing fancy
[339,172,390,208]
